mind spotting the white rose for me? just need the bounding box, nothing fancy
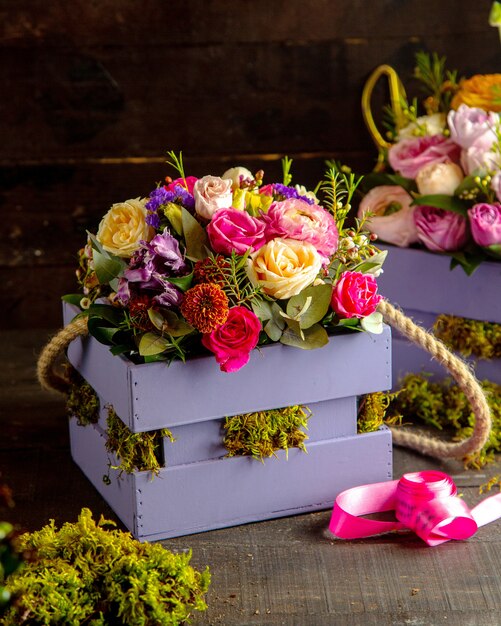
[416,162,464,196]
[222,166,254,189]
[193,175,233,219]
[96,198,154,258]
[246,238,322,299]
[398,113,446,139]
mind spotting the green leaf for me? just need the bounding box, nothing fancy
[454,174,479,197]
[93,249,126,284]
[252,299,274,321]
[87,322,121,346]
[449,249,486,275]
[337,318,362,327]
[61,294,84,306]
[166,272,194,292]
[148,308,165,331]
[280,324,329,349]
[485,244,501,260]
[361,172,417,194]
[88,304,124,326]
[286,284,332,329]
[281,314,304,339]
[360,312,384,334]
[181,207,209,261]
[162,311,195,337]
[138,333,171,356]
[264,317,285,342]
[411,194,469,215]
[110,344,132,356]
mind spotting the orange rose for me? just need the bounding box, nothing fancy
[451,74,501,112]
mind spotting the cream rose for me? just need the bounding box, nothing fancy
[96,197,154,258]
[193,175,233,219]
[246,237,322,299]
[416,162,464,196]
[397,113,446,139]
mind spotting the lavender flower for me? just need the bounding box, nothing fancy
[146,184,195,228]
[272,183,315,205]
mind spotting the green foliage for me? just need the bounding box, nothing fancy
[0,508,210,626]
[413,51,459,112]
[223,405,311,461]
[205,251,262,308]
[0,484,23,616]
[357,391,402,433]
[386,373,501,468]
[434,314,501,360]
[106,408,173,476]
[66,372,100,426]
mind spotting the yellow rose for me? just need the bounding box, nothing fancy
[96,198,154,258]
[451,74,501,112]
[246,238,322,299]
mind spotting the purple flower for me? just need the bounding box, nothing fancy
[272,184,315,205]
[414,206,469,252]
[145,184,195,228]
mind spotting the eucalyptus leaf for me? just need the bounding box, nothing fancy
[286,284,332,329]
[138,333,171,357]
[181,207,209,261]
[280,314,304,339]
[280,324,329,349]
[252,299,274,321]
[411,194,469,215]
[264,317,285,342]
[360,312,384,334]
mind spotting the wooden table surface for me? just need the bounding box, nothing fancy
[1,329,500,626]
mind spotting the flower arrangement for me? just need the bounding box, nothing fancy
[67,153,386,373]
[358,52,501,274]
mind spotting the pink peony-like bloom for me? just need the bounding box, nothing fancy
[414,206,469,252]
[165,176,198,194]
[468,203,501,247]
[263,198,338,258]
[447,105,498,150]
[357,185,419,247]
[201,306,262,373]
[331,271,382,319]
[388,135,461,179]
[207,208,267,255]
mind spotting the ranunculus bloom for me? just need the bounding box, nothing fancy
[397,113,446,139]
[246,238,322,299]
[414,206,469,252]
[460,145,501,175]
[468,203,501,247]
[207,208,267,255]
[263,198,338,258]
[357,185,419,247]
[165,176,198,194]
[331,271,382,319]
[447,105,499,150]
[202,306,261,372]
[451,74,501,112]
[416,162,464,196]
[96,198,154,258]
[388,135,461,179]
[193,175,233,220]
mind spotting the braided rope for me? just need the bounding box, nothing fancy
[36,302,492,461]
[377,300,491,460]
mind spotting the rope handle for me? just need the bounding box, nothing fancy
[37,301,492,462]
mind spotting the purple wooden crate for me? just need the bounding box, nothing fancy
[69,418,392,541]
[377,244,501,323]
[63,302,392,433]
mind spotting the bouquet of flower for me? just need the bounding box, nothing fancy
[358,52,501,274]
[67,153,386,372]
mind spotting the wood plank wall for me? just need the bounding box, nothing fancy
[1,1,499,328]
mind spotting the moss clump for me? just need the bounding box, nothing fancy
[0,508,210,625]
[434,314,501,360]
[223,405,311,461]
[357,391,402,433]
[387,373,501,468]
[0,484,23,615]
[66,371,100,426]
[106,407,173,476]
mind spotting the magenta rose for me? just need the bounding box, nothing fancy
[263,198,338,258]
[468,203,501,248]
[414,206,469,252]
[165,175,198,194]
[331,271,382,319]
[388,135,461,179]
[207,208,267,255]
[202,306,262,372]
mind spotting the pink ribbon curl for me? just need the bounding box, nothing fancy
[329,470,501,546]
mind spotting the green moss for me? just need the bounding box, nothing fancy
[223,405,311,461]
[0,508,210,625]
[357,391,402,433]
[387,373,501,468]
[434,314,501,360]
[106,408,173,476]
[66,371,100,426]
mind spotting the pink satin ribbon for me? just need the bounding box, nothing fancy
[329,470,501,546]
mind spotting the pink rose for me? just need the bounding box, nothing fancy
[165,176,198,194]
[460,145,500,175]
[447,105,498,150]
[259,184,274,197]
[357,185,419,247]
[193,175,233,220]
[202,306,262,372]
[388,135,461,179]
[263,198,338,257]
[468,203,501,247]
[207,208,267,255]
[331,271,382,319]
[414,206,469,252]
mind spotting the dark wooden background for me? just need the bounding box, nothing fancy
[1,0,499,329]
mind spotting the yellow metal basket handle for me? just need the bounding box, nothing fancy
[361,64,407,153]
